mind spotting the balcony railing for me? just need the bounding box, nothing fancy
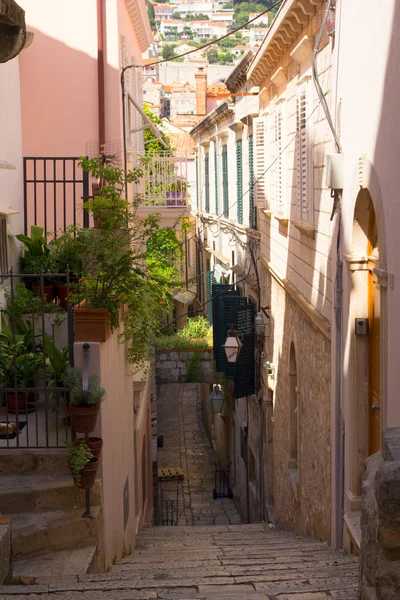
[137,153,190,207]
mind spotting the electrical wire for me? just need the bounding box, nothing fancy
[158,266,252,332]
[122,0,285,76]
[312,0,342,153]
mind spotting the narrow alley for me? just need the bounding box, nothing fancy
[0,384,359,600]
[157,383,241,526]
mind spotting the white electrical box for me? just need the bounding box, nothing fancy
[326,153,344,190]
[355,318,368,335]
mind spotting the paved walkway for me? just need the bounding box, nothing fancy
[157,383,241,526]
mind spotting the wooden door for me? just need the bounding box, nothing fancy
[368,266,381,455]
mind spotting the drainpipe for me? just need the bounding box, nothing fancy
[97,0,106,150]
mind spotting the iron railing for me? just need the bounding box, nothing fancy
[23,157,89,236]
[137,153,190,207]
[0,270,74,448]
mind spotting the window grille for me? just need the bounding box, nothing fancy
[296,84,312,222]
[205,153,210,213]
[275,107,285,215]
[222,145,229,218]
[0,216,8,280]
[236,139,243,224]
[253,116,267,208]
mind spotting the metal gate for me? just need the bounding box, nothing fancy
[23,157,89,235]
[0,270,74,448]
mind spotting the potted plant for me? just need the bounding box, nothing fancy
[74,437,103,462]
[166,178,187,206]
[64,440,99,491]
[0,336,43,413]
[65,366,105,433]
[15,226,54,302]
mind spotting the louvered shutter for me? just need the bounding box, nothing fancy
[296,85,309,222]
[275,107,284,215]
[236,139,243,224]
[249,135,256,229]
[222,145,229,218]
[253,116,267,208]
[195,155,199,209]
[205,153,210,213]
[211,284,238,366]
[223,295,248,380]
[214,143,219,215]
[234,302,255,399]
[207,270,217,323]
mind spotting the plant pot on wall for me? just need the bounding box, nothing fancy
[74,306,110,342]
[6,392,33,414]
[69,405,100,434]
[33,285,54,303]
[74,437,103,461]
[79,457,99,489]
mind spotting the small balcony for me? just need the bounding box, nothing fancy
[135,153,192,226]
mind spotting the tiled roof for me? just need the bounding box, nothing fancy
[206,81,230,99]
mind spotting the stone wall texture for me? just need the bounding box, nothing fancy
[260,266,332,541]
[360,428,400,600]
[156,349,216,384]
[0,524,11,584]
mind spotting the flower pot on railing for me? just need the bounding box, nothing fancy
[79,457,99,489]
[69,405,100,434]
[74,305,111,343]
[6,392,32,414]
[55,284,68,309]
[166,192,185,207]
[33,285,55,303]
[74,437,103,462]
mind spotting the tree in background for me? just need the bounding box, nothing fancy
[161,44,178,60]
[146,0,156,31]
[143,105,172,156]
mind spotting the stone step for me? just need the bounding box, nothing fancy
[8,506,101,558]
[0,474,101,513]
[13,545,97,585]
[0,449,68,475]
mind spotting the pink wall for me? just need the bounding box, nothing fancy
[18,0,99,156]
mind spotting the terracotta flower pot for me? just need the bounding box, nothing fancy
[74,306,110,342]
[74,437,103,461]
[7,392,34,414]
[33,285,54,303]
[69,405,100,434]
[79,457,99,489]
[55,284,68,309]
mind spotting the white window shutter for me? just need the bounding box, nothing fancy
[296,85,309,222]
[253,116,267,208]
[275,108,284,215]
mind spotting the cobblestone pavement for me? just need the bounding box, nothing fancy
[157,383,241,526]
[0,524,360,599]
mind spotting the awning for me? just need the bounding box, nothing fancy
[128,93,168,149]
[173,288,196,305]
[0,0,30,63]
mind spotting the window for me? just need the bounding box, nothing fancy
[214,142,219,215]
[205,153,210,213]
[296,83,312,223]
[236,139,243,224]
[253,116,267,208]
[274,106,285,215]
[248,135,256,228]
[0,216,8,280]
[222,145,229,218]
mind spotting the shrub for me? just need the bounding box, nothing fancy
[177,317,212,340]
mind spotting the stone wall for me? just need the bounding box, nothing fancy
[0,522,12,584]
[156,349,217,384]
[360,428,400,600]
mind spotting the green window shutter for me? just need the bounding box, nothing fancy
[211,284,239,371]
[222,145,229,218]
[206,270,216,324]
[249,135,256,229]
[234,302,255,399]
[214,145,219,215]
[195,155,199,210]
[236,139,243,224]
[205,154,210,213]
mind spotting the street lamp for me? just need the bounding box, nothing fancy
[224,329,242,364]
[210,384,225,414]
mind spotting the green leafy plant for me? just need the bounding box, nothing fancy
[155,335,212,351]
[15,225,53,278]
[65,366,105,407]
[0,335,43,389]
[177,317,212,340]
[3,284,60,317]
[185,352,204,382]
[64,439,93,491]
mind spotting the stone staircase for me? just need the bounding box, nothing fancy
[0,523,360,598]
[0,449,102,584]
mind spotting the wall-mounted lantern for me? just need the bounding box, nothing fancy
[224,329,242,364]
[210,384,225,414]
